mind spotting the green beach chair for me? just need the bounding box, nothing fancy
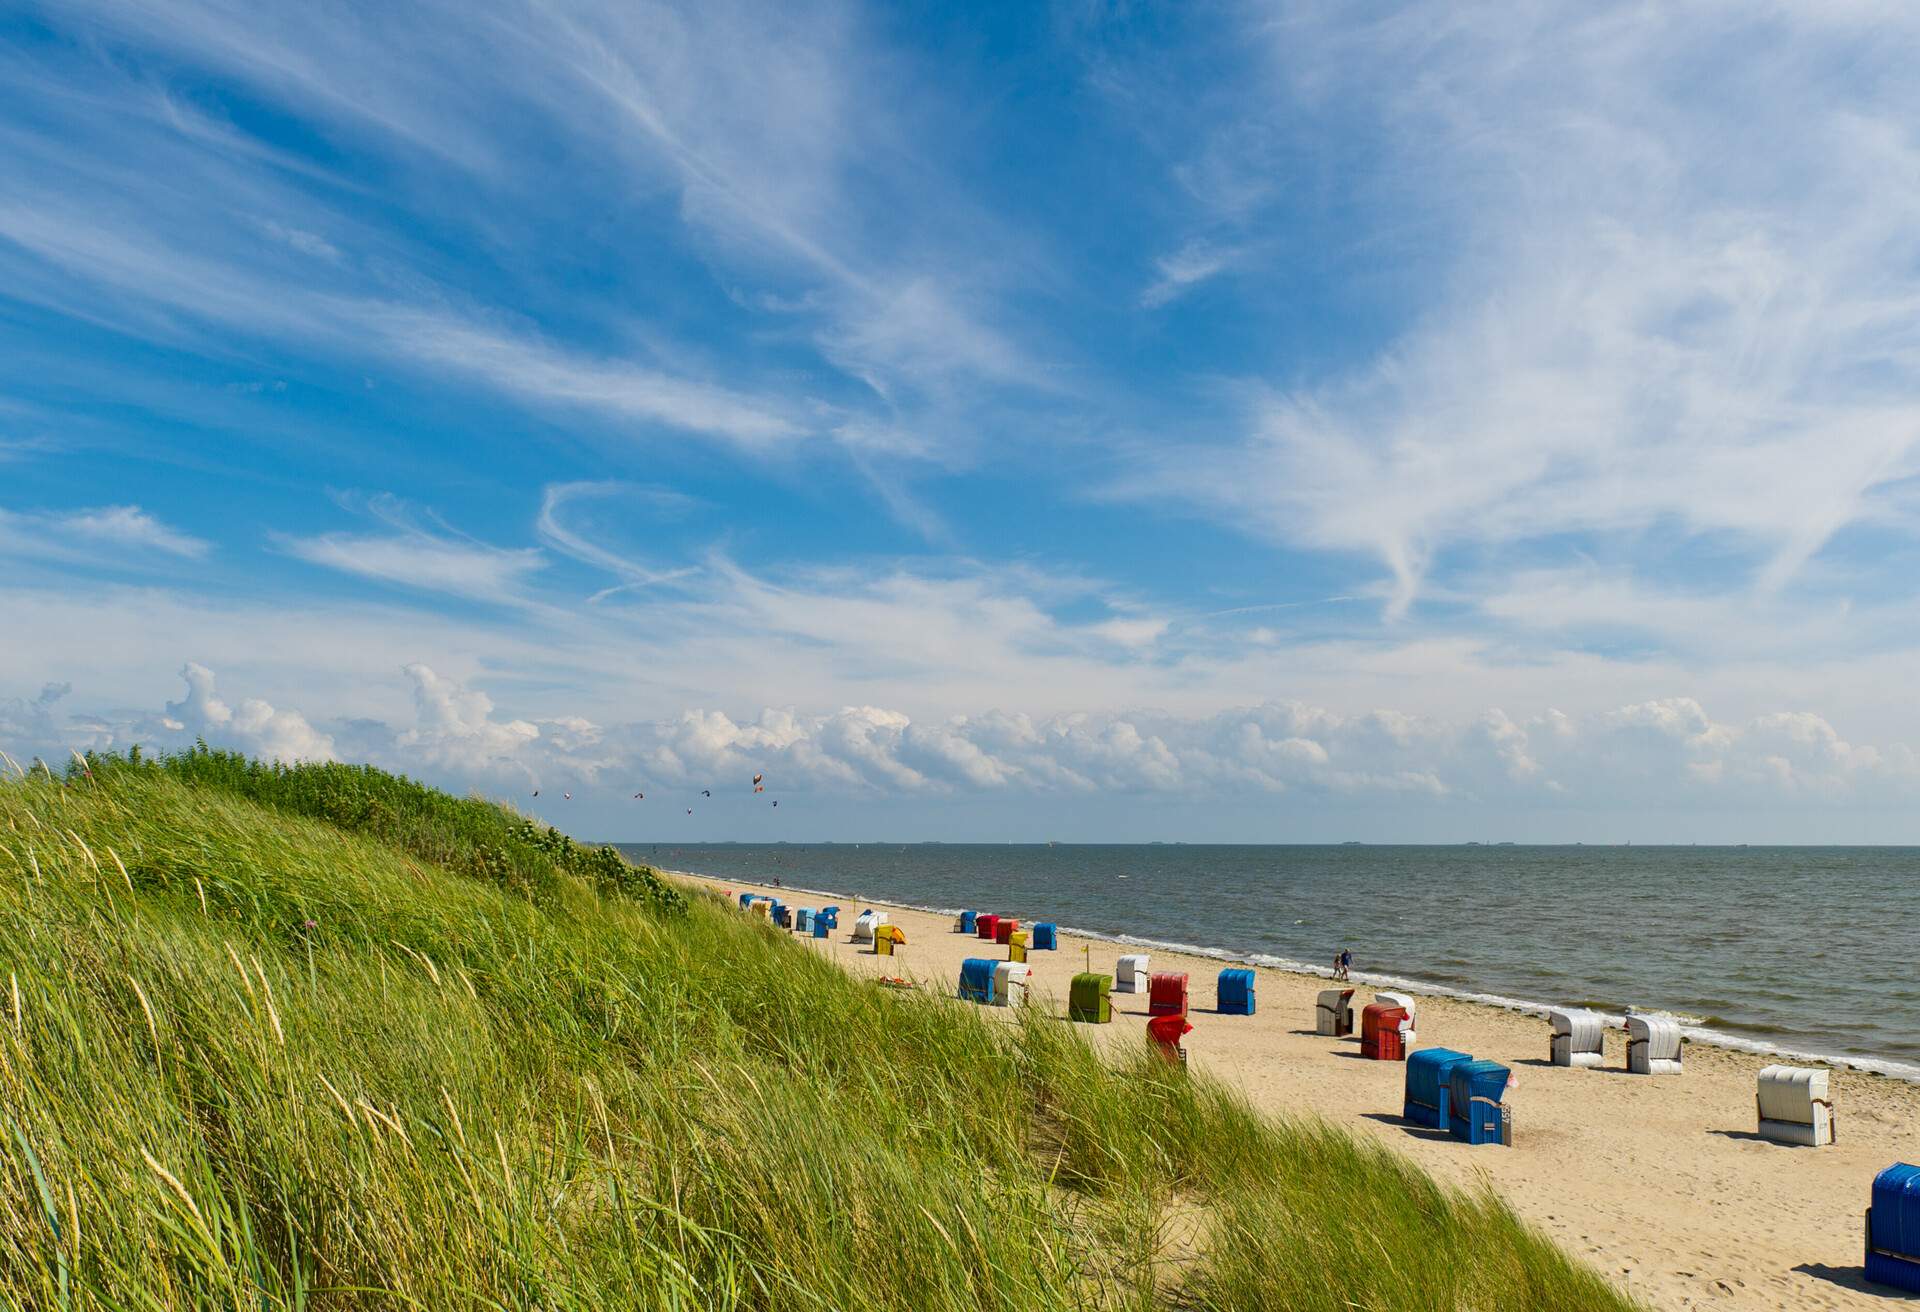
[1069,972,1112,1024]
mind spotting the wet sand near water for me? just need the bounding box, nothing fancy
[689,873,1920,1311]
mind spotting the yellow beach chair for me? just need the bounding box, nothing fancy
[1008,929,1030,963]
[874,925,907,956]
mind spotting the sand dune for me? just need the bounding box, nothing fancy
[690,874,1920,1311]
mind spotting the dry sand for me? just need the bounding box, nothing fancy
[688,872,1920,1311]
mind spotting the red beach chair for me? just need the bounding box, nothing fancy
[1148,1013,1193,1066]
[1361,1004,1411,1061]
[1148,971,1189,1017]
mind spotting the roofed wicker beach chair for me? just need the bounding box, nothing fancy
[1549,1008,1605,1068]
[1114,953,1150,994]
[1069,972,1112,1023]
[1316,987,1357,1037]
[1626,1014,1683,1074]
[1756,1065,1834,1146]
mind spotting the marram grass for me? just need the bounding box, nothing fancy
[0,751,1640,1310]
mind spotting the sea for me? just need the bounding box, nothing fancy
[618,842,1920,1080]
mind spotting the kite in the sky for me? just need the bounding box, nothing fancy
[687,808,693,815]
[701,789,711,798]
[532,789,540,797]
[634,792,645,799]
[563,792,572,800]
[772,799,778,808]
[752,773,764,793]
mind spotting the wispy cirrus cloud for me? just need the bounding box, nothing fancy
[0,504,210,563]
[1110,2,1920,618]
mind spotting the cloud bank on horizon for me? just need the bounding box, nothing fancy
[5,2,1920,839]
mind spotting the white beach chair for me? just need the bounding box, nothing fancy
[1548,1008,1605,1068]
[1756,1065,1834,1146]
[993,961,1032,1008]
[1114,954,1150,994]
[1376,991,1417,1043]
[1625,1015,1683,1074]
[1315,987,1357,1037]
[851,910,887,944]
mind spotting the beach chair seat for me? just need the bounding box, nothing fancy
[958,958,997,1004]
[976,914,1000,941]
[1376,991,1417,1043]
[1549,1008,1605,1068]
[1626,1015,1683,1074]
[851,910,887,944]
[1867,1163,1920,1293]
[1216,968,1255,1016]
[1756,1065,1834,1146]
[1361,1004,1412,1061]
[1007,929,1029,963]
[994,917,1020,946]
[1404,1048,1473,1128]
[794,908,814,934]
[812,916,831,939]
[957,910,978,934]
[1316,987,1357,1037]
[993,962,1032,1008]
[1069,972,1112,1024]
[1114,954,1150,994]
[1148,972,1189,1017]
[1031,922,1058,951]
[1447,1059,1513,1146]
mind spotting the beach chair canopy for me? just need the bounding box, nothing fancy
[1216,968,1255,1015]
[994,917,1020,945]
[851,910,887,943]
[738,892,755,909]
[976,914,1001,941]
[1868,1164,1920,1292]
[957,910,978,934]
[1403,1048,1473,1128]
[1756,1065,1834,1146]
[1031,922,1058,950]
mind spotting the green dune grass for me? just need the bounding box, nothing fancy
[0,749,1639,1310]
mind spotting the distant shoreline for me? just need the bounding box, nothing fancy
[655,858,1920,1083]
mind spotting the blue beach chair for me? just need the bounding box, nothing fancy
[1447,1060,1513,1146]
[1217,968,1256,1015]
[959,958,998,1005]
[1867,1163,1920,1292]
[738,892,755,909]
[1403,1048,1473,1129]
[1031,922,1057,950]
[794,908,814,934]
[958,910,978,934]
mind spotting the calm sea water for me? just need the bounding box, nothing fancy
[620,842,1920,1077]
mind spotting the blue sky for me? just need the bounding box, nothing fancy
[6,1,1920,842]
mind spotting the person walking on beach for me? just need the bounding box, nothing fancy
[1334,948,1351,981]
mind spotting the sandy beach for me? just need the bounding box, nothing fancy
[687,872,1920,1312]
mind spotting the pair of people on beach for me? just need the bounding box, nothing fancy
[1333,947,1352,980]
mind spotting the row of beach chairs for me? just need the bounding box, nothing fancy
[735,885,1912,1289]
